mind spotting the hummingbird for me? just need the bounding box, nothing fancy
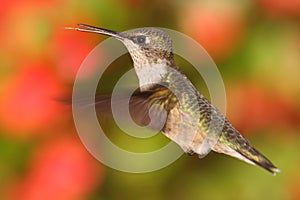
[67,24,280,175]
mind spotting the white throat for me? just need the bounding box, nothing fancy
[134,63,169,91]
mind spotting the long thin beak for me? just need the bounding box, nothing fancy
[65,24,124,40]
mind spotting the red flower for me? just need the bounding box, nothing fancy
[226,82,300,133]
[6,138,103,200]
[179,3,245,60]
[0,62,65,136]
[259,0,300,18]
[51,28,102,81]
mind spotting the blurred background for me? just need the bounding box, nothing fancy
[0,0,300,199]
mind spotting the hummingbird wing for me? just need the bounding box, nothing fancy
[68,87,169,131]
[58,87,169,131]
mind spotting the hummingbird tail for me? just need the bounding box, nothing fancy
[235,145,280,175]
[214,142,280,175]
[216,123,280,175]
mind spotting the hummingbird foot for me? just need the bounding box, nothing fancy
[186,148,195,156]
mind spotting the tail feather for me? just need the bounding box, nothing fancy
[218,121,280,175]
[236,146,280,175]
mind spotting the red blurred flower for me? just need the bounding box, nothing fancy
[6,137,103,200]
[0,62,66,136]
[179,3,245,60]
[51,28,102,81]
[0,1,18,17]
[0,0,61,17]
[226,82,300,133]
[259,0,300,18]
[290,177,300,200]
[0,2,58,60]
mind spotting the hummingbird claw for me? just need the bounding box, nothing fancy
[186,148,195,156]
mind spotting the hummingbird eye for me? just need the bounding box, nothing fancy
[136,35,146,44]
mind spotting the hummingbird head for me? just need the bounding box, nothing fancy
[68,24,176,90]
[68,24,174,67]
[119,27,174,66]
